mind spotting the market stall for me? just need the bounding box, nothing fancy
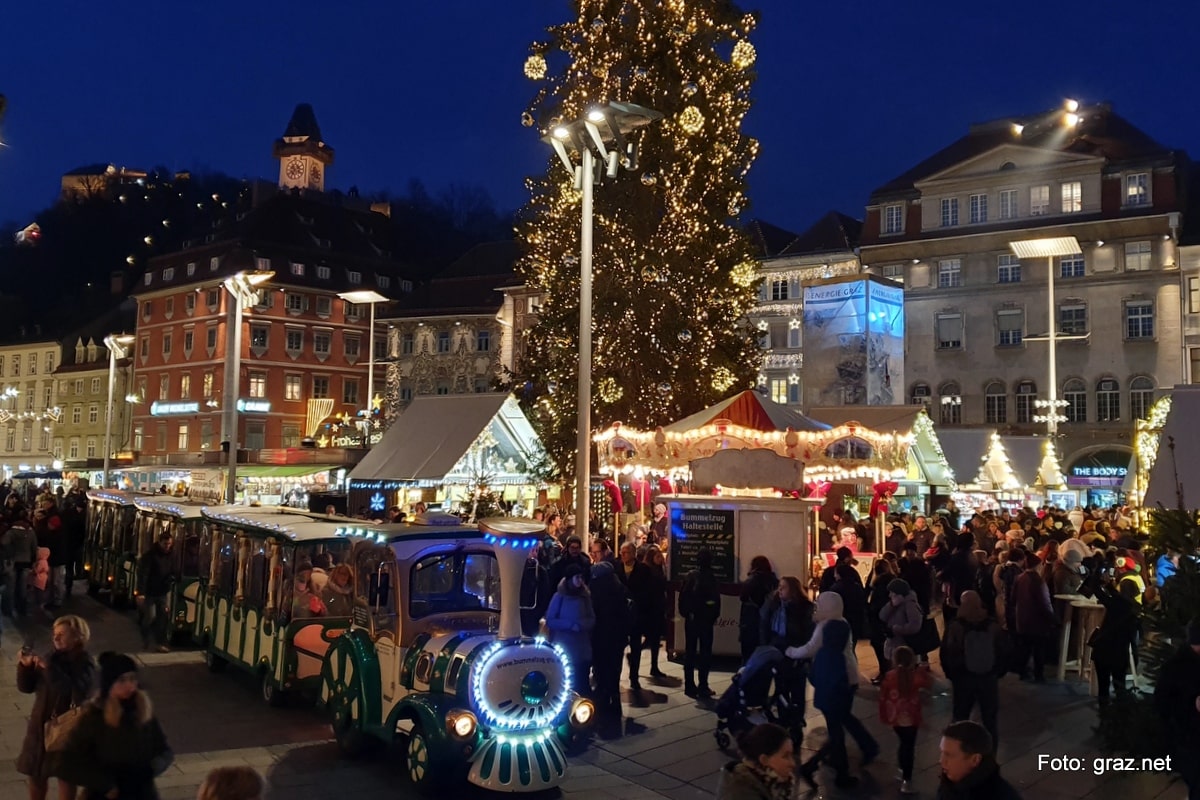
[346,393,545,518]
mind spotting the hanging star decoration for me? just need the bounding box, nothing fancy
[370,492,386,512]
[372,394,383,412]
[317,435,330,448]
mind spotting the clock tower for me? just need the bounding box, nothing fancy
[272,103,335,191]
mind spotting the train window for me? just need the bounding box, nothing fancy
[217,532,237,596]
[180,533,201,577]
[409,551,499,619]
[246,542,269,608]
[198,524,213,582]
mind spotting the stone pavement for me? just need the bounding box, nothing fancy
[0,593,1189,799]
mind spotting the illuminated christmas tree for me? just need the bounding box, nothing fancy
[513,0,763,477]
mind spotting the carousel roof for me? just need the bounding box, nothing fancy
[663,390,830,433]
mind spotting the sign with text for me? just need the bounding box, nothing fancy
[669,507,735,583]
[150,400,200,416]
[236,398,271,413]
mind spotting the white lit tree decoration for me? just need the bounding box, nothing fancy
[513,0,763,477]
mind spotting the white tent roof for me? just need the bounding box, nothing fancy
[349,394,539,484]
[1145,385,1200,509]
[936,429,994,487]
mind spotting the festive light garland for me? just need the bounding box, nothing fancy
[469,638,572,733]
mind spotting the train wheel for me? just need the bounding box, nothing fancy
[261,671,287,707]
[203,647,227,674]
[322,643,370,757]
[406,723,434,789]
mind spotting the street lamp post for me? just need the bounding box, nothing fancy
[542,102,661,543]
[337,289,389,447]
[102,333,135,488]
[221,271,273,504]
[1009,236,1085,490]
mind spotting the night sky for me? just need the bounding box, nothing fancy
[3,1,1199,240]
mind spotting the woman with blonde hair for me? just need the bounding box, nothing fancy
[17,614,96,800]
[197,766,264,800]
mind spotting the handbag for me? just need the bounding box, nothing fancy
[905,616,942,656]
[43,703,85,753]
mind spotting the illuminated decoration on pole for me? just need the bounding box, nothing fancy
[512,1,763,481]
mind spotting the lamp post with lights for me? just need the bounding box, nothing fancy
[337,289,389,447]
[1009,236,1086,490]
[102,333,136,488]
[221,271,273,504]
[543,102,661,542]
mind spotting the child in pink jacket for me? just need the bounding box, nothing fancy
[27,546,50,608]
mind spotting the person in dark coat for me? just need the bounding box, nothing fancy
[1012,554,1055,682]
[618,542,657,689]
[638,545,669,678]
[910,516,933,555]
[799,618,875,791]
[898,542,933,614]
[1086,579,1140,706]
[759,576,815,652]
[547,535,592,588]
[738,556,778,662]
[884,523,908,558]
[59,500,87,598]
[33,497,67,608]
[137,532,175,653]
[544,565,595,696]
[866,559,896,683]
[1153,620,1200,798]
[519,556,551,637]
[588,562,631,720]
[820,547,862,594]
[17,614,97,800]
[939,591,1005,749]
[940,533,978,627]
[831,563,868,644]
[936,721,1022,800]
[57,652,173,800]
[679,548,721,698]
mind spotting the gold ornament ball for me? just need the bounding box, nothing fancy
[521,111,534,127]
[634,67,648,79]
[682,82,698,97]
[732,40,757,69]
[640,172,657,186]
[678,106,705,135]
[524,54,547,80]
[677,329,692,343]
[641,265,661,283]
[656,382,672,396]
[592,16,605,31]
[712,367,736,392]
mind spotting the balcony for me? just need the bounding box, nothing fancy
[763,352,803,369]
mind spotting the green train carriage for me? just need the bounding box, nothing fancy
[130,498,206,638]
[84,490,141,606]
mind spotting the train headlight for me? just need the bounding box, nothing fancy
[570,698,595,727]
[448,710,477,739]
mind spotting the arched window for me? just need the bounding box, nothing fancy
[999,161,1016,171]
[939,381,962,425]
[910,383,931,407]
[985,381,1007,424]
[1015,380,1037,424]
[1096,378,1120,422]
[1064,378,1087,423]
[1130,377,1155,420]
[825,437,874,460]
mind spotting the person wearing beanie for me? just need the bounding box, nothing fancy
[820,546,861,593]
[1053,549,1086,595]
[544,564,595,696]
[879,579,925,663]
[1153,620,1200,798]
[56,652,173,800]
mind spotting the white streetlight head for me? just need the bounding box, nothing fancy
[1065,98,1079,112]
[586,108,606,123]
[1011,123,1024,136]
[337,289,389,305]
[552,126,570,140]
[1065,112,1080,128]
[1008,236,1082,259]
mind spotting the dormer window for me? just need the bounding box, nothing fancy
[317,266,331,280]
[378,276,391,289]
[186,262,196,276]
[290,262,305,276]
[347,270,362,285]
[1125,173,1149,206]
[255,257,271,271]
[163,267,175,281]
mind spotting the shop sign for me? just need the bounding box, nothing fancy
[669,507,736,583]
[150,401,200,416]
[1070,465,1127,478]
[236,399,271,413]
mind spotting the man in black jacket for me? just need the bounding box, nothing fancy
[618,541,657,691]
[1154,619,1200,798]
[679,548,720,698]
[137,532,175,652]
[937,721,1021,800]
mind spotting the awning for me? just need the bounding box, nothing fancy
[238,465,338,479]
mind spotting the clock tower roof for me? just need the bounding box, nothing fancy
[272,103,335,165]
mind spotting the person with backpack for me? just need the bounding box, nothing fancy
[940,590,1005,749]
[879,645,933,794]
[799,618,874,791]
[2,508,37,617]
[679,548,721,699]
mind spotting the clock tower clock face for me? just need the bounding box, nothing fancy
[285,157,305,181]
[309,163,322,187]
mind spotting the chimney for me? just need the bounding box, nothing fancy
[111,270,125,295]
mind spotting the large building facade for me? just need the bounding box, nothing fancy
[0,333,62,475]
[53,337,134,481]
[859,101,1190,502]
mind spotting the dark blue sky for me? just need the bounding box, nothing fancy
[2,1,1199,237]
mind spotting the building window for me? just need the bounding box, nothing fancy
[1124,300,1154,339]
[312,377,329,399]
[401,333,414,355]
[985,381,1007,424]
[400,386,413,402]
[200,419,213,449]
[245,422,265,450]
[787,326,802,349]
[1059,304,1087,335]
[206,288,220,310]
[177,423,189,450]
[165,297,175,318]
[881,264,904,283]
[1061,181,1082,213]
[347,271,362,284]
[249,325,268,350]
[344,336,360,359]
[72,405,81,424]
[84,437,95,458]
[285,374,302,401]
[770,280,788,301]
[378,276,391,289]
[180,373,191,399]
[52,438,62,459]
[1096,378,1120,422]
[68,437,79,458]
[937,259,961,288]
[936,313,963,349]
[969,193,988,224]
[290,262,304,276]
[477,330,491,352]
[159,375,169,400]
[281,424,301,448]
[203,372,214,398]
[769,379,787,405]
[285,293,303,313]
[90,377,100,394]
[345,302,361,320]
[183,330,194,353]
[939,382,962,425]
[137,376,147,401]
[162,332,172,357]
[1189,277,1200,314]
[883,204,903,234]
[1130,376,1154,420]
[12,355,19,376]
[910,383,931,407]
[375,338,387,360]
[998,189,1018,220]
[997,254,1021,283]
[132,425,143,452]
[142,301,153,321]
[1059,254,1085,278]
[436,382,450,396]
[437,332,451,353]
[1064,378,1087,423]
[45,352,54,373]
[206,327,217,351]
[1030,185,1050,215]
[997,310,1023,347]
[940,198,959,227]
[343,379,359,405]
[286,329,303,353]
[248,372,267,398]
[1125,172,1148,206]
[314,332,331,356]
[43,385,51,408]
[316,296,332,317]
[316,265,331,280]
[1125,241,1152,271]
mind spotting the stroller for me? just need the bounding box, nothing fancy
[714,646,806,750]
